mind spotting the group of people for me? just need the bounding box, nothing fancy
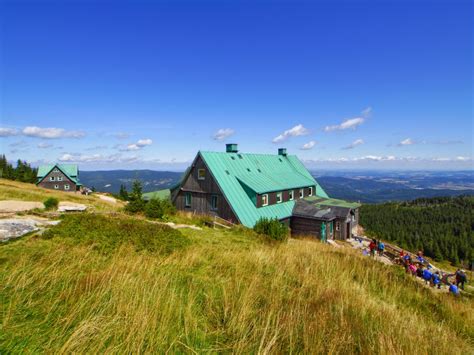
[368,239,385,257]
[398,249,468,295]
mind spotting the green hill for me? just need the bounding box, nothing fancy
[1,212,473,353]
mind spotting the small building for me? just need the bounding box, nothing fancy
[36,164,82,192]
[291,197,361,240]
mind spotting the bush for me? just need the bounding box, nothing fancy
[41,214,190,255]
[124,180,145,213]
[144,198,176,219]
[43,197,59,210]
[253,217,289,242]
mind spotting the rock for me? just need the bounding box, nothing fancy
[57,203,87,212]
[0,219,39,241]
[0,201,44,213]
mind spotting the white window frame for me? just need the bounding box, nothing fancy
[185,192,192,207]
[262,194,268,206]
[309,186,313,196]
[336,221,340,231]
[50,176,55,181]
[289,190,294,201]
[54,184,59,189]
[64,184,70,190]
[276,192,282,204]
[211,195,218,210]
[53,168,59,173]
[57,176,63,181]
[299,188,304,198]
[197,169,206,180]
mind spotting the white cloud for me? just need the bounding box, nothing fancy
[304,155,473,164]
[398,138,415,146]
[136,138,152,147]
[300,140,317,150]
[272,124,309,143]
[342,139,364,150]
[213,128,235,141]
[119,138,153,151]
[0,127,19,137]
[324,107,371,132]
[22,126,85,139]
[37,142,53,149]
[113,132,130,139]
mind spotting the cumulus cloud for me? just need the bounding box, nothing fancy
[300,140,317,150]
[119,138,153,151]
[398,138,415,146]
[22,126,85,139]
[342,139,364,150]
[213,128,235,141]
[0,127,19,137]
[37,142,53,149]
[324,107,371,132]
[272,124,309,143]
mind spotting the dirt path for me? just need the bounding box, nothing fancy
[0,200,44,212]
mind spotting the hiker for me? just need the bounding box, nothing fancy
[369,240,377,257]
[416,265,424,278]
[449,282,459,296]
[432,271,441,289]
[408,263,417,276]
[378,241,385,257]
[455,269,467,290]
[422,268,433,285]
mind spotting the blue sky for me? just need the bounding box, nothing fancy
[1,0,472,171]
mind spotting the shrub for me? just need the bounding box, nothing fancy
[144,198,177,219]
[124,180,145,213]
[253,217,289,242]
[43,197,59,210]
[41,214,190,255]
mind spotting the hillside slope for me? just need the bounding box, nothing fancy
[1,213,473,353]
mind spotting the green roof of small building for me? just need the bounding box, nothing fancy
[303,196,361,209]
[37,164,82,185]
[143,189,171,201]
[199,151,328,227]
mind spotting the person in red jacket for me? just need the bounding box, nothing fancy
[369,239,377,257]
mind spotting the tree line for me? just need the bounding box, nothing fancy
[0,155,38,183]
[360,195,474,266]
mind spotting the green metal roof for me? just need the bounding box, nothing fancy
[37,164,81,185]
[303,196,361,209]
[143,189,171,201]
[199,151,328,227]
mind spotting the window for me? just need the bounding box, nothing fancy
[211,195,218,210]
[57,176,63,181]
[64,184,70,190]
[276,192,282,203]
[53,168,59,173]
[198,169,206,180]
[336,222,340,231]
[262,194,268,206]
[54,184,59,189]
[185,193,192,207]
[50,176,55,181]
[309,186,313,196]
[299,188,304,198]
[289,190,294,200]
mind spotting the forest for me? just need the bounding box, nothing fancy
[360,196,474,266]
[0,154,37,183]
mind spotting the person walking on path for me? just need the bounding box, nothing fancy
[378,241,385,257]
[455,269,467,290]
[369,239,377,257]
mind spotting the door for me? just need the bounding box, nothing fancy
[321,222,326,242]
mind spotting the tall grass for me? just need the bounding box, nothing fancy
[1,217,473,353]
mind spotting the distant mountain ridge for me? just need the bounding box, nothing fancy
[79,169,474,202]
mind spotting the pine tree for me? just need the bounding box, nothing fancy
[119,184,129,201]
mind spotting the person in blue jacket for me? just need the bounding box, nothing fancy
[449,282,459,295]
[431,271,441,289]
[422,268,432,285]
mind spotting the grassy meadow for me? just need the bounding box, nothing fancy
[1,213,473,353]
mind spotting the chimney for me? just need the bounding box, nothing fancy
[226,143,238,153]
[278,148,287,156]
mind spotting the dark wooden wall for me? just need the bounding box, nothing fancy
[38,169,77,192]
[291,217,325,239]
[173,155,238,223]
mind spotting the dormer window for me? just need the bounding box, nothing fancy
[299,188,304,198]
[309,186,313,196]
[198,169,206,180]
[262,194,268,206]
[276,192,282,203]
[289,190,294,200]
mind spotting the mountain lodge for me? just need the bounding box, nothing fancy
[171,144,360,240]
[36,164,82,192]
